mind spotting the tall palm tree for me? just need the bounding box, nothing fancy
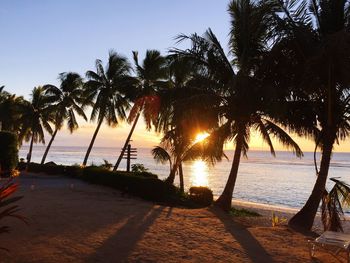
[173,0,302,211]
[271,0,350,231]
[82,51,133,166]
[19,87,53,163]
[113,50,168,171]
[41,72,86,164]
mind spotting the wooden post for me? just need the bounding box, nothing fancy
[127,144,131,172]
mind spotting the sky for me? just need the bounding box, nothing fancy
[1,0,349,152]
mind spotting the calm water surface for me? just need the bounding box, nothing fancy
[19,146,350,210]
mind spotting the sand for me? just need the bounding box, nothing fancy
[0,173,346,263]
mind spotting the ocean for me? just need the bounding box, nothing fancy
[19,145,350,211]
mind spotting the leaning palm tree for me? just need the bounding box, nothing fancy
[113,50,168,171]
[19,87,53,163]
[173,0,302,211]
[41,72,86,164]
[82,51,133,166]
[152,128,224,192]
[270,0,350,231]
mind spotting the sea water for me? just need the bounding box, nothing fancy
[19,146,350,211]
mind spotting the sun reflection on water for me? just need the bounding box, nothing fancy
[190,160,209,187]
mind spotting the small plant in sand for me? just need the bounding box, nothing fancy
[271,212,287,227]
[230,208,261,217]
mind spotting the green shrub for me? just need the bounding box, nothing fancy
[131,163,149,173]
[0,132,18,176]
[64,165,83,177]
[132,171,158,179]
[27,163,65,175]
[25,163,180,203]
[188,186,213,207]
[81,167,174,202]
[230,207,261,217]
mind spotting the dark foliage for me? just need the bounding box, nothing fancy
[189,186,213,207]
[0,132,18,176]
[0,179,27,251]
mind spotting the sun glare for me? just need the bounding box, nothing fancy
[194,132,209,143]
[190,160,209,187]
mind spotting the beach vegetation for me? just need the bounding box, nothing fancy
[230,207,261,217]
[0,179,27,251]
[189,186,213,207]
[172,0,302,211]
[131,163,149,173]
[0,131,18,177]
[82,51,134,166]
[114,50,168,171]
[321,178,350,232]
[41,72,86,164]
[271,212,287,227]
[271,0,350,231]
[18,87,53,163]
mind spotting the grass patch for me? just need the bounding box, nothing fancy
[230,207,261,217]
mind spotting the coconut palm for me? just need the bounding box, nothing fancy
[152,127,224,192]
[41,72,86,164]
[173,0,302,211]
[0,88,26,133]
[270,0,350,231]
[113,50,168,171]
[82,51,133,166]
[19,86,53,163]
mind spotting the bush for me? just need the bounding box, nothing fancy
[131,163,149,173]
[25,163,175,202]
[0,132,18,176]
[81,167,174,202]
[27,163,66,175]
[188,186,213,207]
[132,171,158,179]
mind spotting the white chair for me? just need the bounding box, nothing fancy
[309,231,350,262]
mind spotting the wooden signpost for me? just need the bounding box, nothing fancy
[121,144,137,172]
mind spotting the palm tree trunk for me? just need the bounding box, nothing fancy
[179,162,184,193]
[165,161,179,185]
[27,133,35,163]
[215,131,244,211]
[83,118,103,166]
[288,133,335,231]
[41,128,58,164]
[113,110,141,171]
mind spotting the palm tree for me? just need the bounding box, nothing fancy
[113,50,168,171]
[271,0,350,231]
[19,87,53,163]
[82,51,133,166]
[173,0,302,211]
[152,128,225,192]
[41,72,86,164]
[0,88,26,133]
[321,178,350,232]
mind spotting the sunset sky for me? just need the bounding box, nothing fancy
[1,1,349,152]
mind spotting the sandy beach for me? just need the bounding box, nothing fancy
[0,173,345,263]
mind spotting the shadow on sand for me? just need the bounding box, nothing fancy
[210,207,275,263]
[86,206,165,262]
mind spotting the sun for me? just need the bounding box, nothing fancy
[194,132,209,143]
